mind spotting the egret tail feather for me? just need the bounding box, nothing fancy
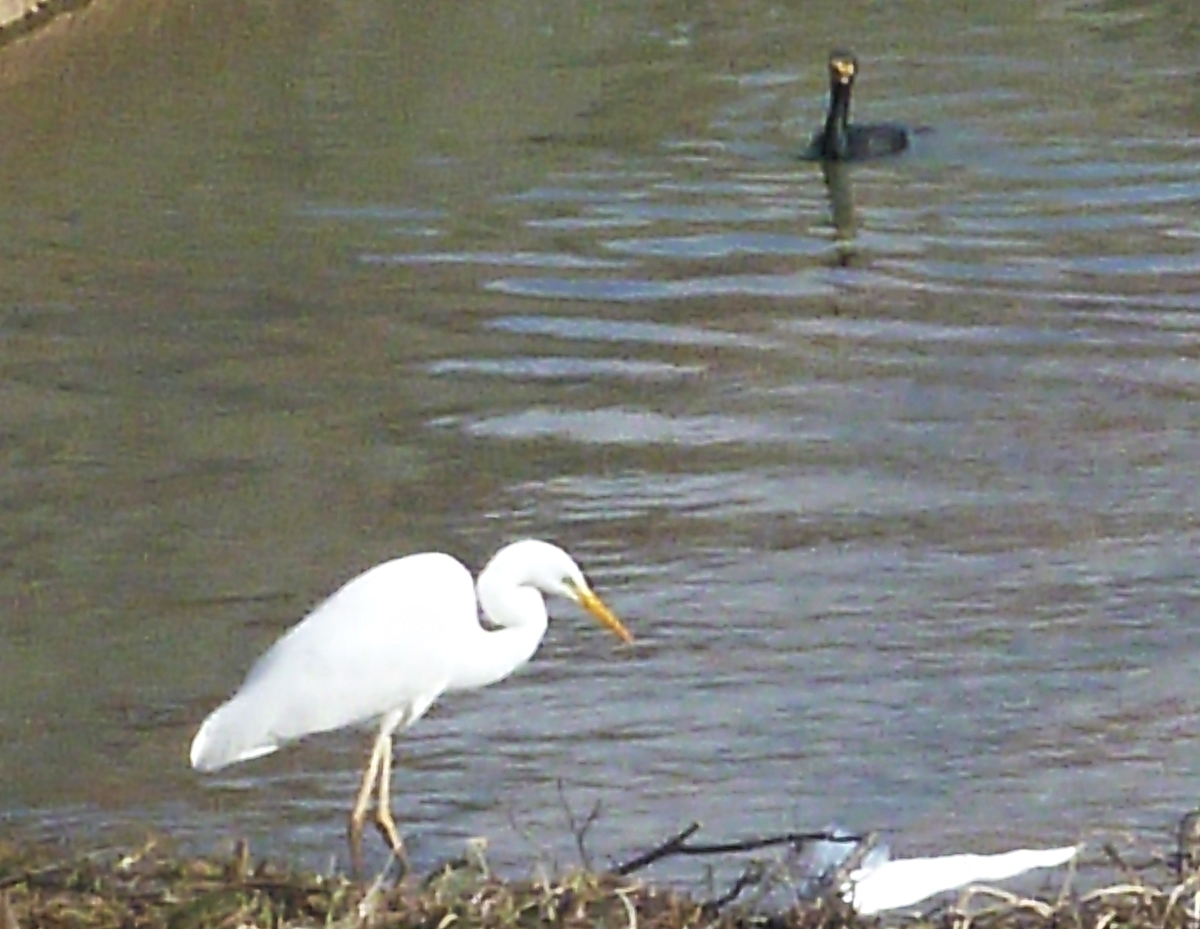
[189,700,280,771]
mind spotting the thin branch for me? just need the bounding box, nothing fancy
[684,830,862,856]
[611,823,703,876]
[700,862,767,914]
[611,823,861,877]
[555,779,603,872]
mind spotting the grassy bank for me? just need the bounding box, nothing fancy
[2,829,1198,929]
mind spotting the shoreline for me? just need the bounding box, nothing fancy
[0,831,1190,929]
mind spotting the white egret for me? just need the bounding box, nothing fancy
[190,539,633,875]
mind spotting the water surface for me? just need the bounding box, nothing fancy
[1,0,1199,887]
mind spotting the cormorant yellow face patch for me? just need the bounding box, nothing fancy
[830,57,857,84]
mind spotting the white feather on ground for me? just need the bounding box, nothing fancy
[797,830,1079,914]
[846,844,1079,914]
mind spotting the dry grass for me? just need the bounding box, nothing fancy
[3,832,1200,929]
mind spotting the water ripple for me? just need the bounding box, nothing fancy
[486,268,914,301]
[603,232,826,259]
[460,408,809,447]
[489,315,773,349]
[427,357,703,380]
[359,251,629,269]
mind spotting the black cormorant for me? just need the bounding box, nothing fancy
[806,50,909,162]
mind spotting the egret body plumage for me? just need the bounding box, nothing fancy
[190,539,632,874]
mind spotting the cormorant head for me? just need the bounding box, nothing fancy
[828,49,858,89]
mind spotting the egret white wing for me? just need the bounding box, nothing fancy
[191,551,479,770]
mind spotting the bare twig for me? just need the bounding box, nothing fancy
[691,830,863,856]
[1102,842,1167,877]
[612,823,704,876]
[556,778,603,871]
[700,862,767,913]
[611,823,861,877]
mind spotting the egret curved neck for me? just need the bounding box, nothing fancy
[445,584,549,692]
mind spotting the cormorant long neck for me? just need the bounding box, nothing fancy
[822,78,853,159]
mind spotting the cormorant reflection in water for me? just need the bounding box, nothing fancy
[801,50,915,262]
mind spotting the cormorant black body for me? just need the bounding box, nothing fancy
[805,50,909,162]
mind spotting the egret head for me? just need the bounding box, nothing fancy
[481,539,633,643]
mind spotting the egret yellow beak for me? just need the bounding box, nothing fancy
[575,586,633,644]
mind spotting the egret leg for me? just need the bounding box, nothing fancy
[348,733,389,878]
[373,739,409,873]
